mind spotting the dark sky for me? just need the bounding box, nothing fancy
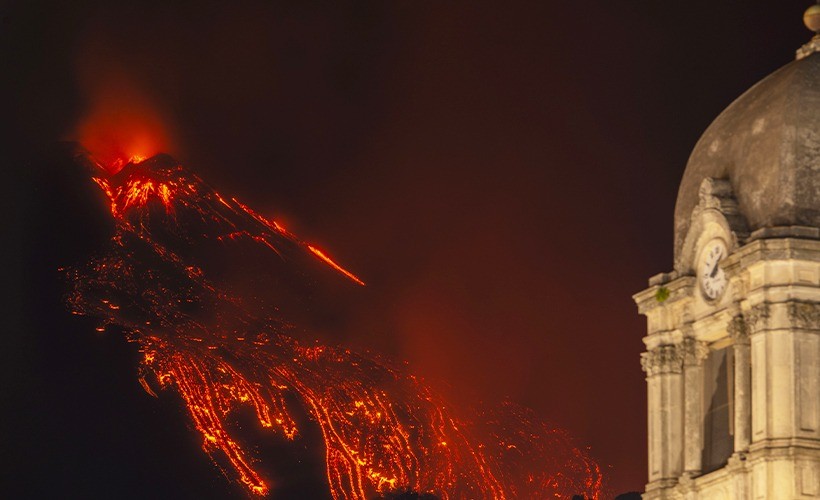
[3,1,814,497]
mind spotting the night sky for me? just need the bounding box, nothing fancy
[3,1,815,498]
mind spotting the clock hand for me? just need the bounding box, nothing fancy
[708,248,723,278]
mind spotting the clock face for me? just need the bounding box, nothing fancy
[699,239,728,301]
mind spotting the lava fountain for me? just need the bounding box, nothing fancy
[64,151,604,499]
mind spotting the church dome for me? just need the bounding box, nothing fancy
[673,51,820,264]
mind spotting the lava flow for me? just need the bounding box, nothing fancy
[64,152,603,499]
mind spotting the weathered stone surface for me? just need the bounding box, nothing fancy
[674,52,820,265]
[640,38,820,500]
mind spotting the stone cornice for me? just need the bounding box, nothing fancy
[636,238,820,314]
[633,276,695,314]
[727,237,820,269]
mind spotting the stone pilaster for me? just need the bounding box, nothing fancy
[786,301,820,443]
[748,303,770,443]
[729,314,751,453]
[642,344,685,486]
[681,337,709,476]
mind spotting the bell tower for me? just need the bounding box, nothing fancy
[634,7,820,499]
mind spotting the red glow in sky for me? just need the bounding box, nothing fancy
[9,2,811,496]
[73,74,173,174]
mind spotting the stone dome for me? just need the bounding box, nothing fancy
[673,51,820,264]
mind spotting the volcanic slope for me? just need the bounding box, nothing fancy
[65,151,604,499]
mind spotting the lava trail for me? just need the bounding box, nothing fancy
[65,152,603,499]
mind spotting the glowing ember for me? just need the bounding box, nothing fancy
[65,153,603,499]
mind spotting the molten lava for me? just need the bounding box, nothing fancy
[307,245,366,286]
[65,153,603,499]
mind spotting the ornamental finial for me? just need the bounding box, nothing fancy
[805,3,820,33]
[797,3,820,59]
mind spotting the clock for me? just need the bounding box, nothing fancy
[699,239,728,301]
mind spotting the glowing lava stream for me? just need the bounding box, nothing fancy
[307,245,366,286]
[66,153,603,499]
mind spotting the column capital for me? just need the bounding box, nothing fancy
[743,303,769,334]
[787,300,820,330]
[682,337,709,366]
[641,344,683,376]
[728,315,750,345]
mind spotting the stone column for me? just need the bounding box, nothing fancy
[747,304,770,443]
[729,315,751,453]
[642,344,684,488]
[682,337,709,475]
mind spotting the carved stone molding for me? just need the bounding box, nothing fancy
[682,338,709,366]
[743,304,769,334]
[726,452,749,471]
[641,345,683,376]
[727,315,750,344]
[675,178,751,274]
[787,301,820,330]
[675,472,696,495]
[696,178,738,213]
[675,178,750,274]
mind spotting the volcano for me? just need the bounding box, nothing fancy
[59,147,603,499]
